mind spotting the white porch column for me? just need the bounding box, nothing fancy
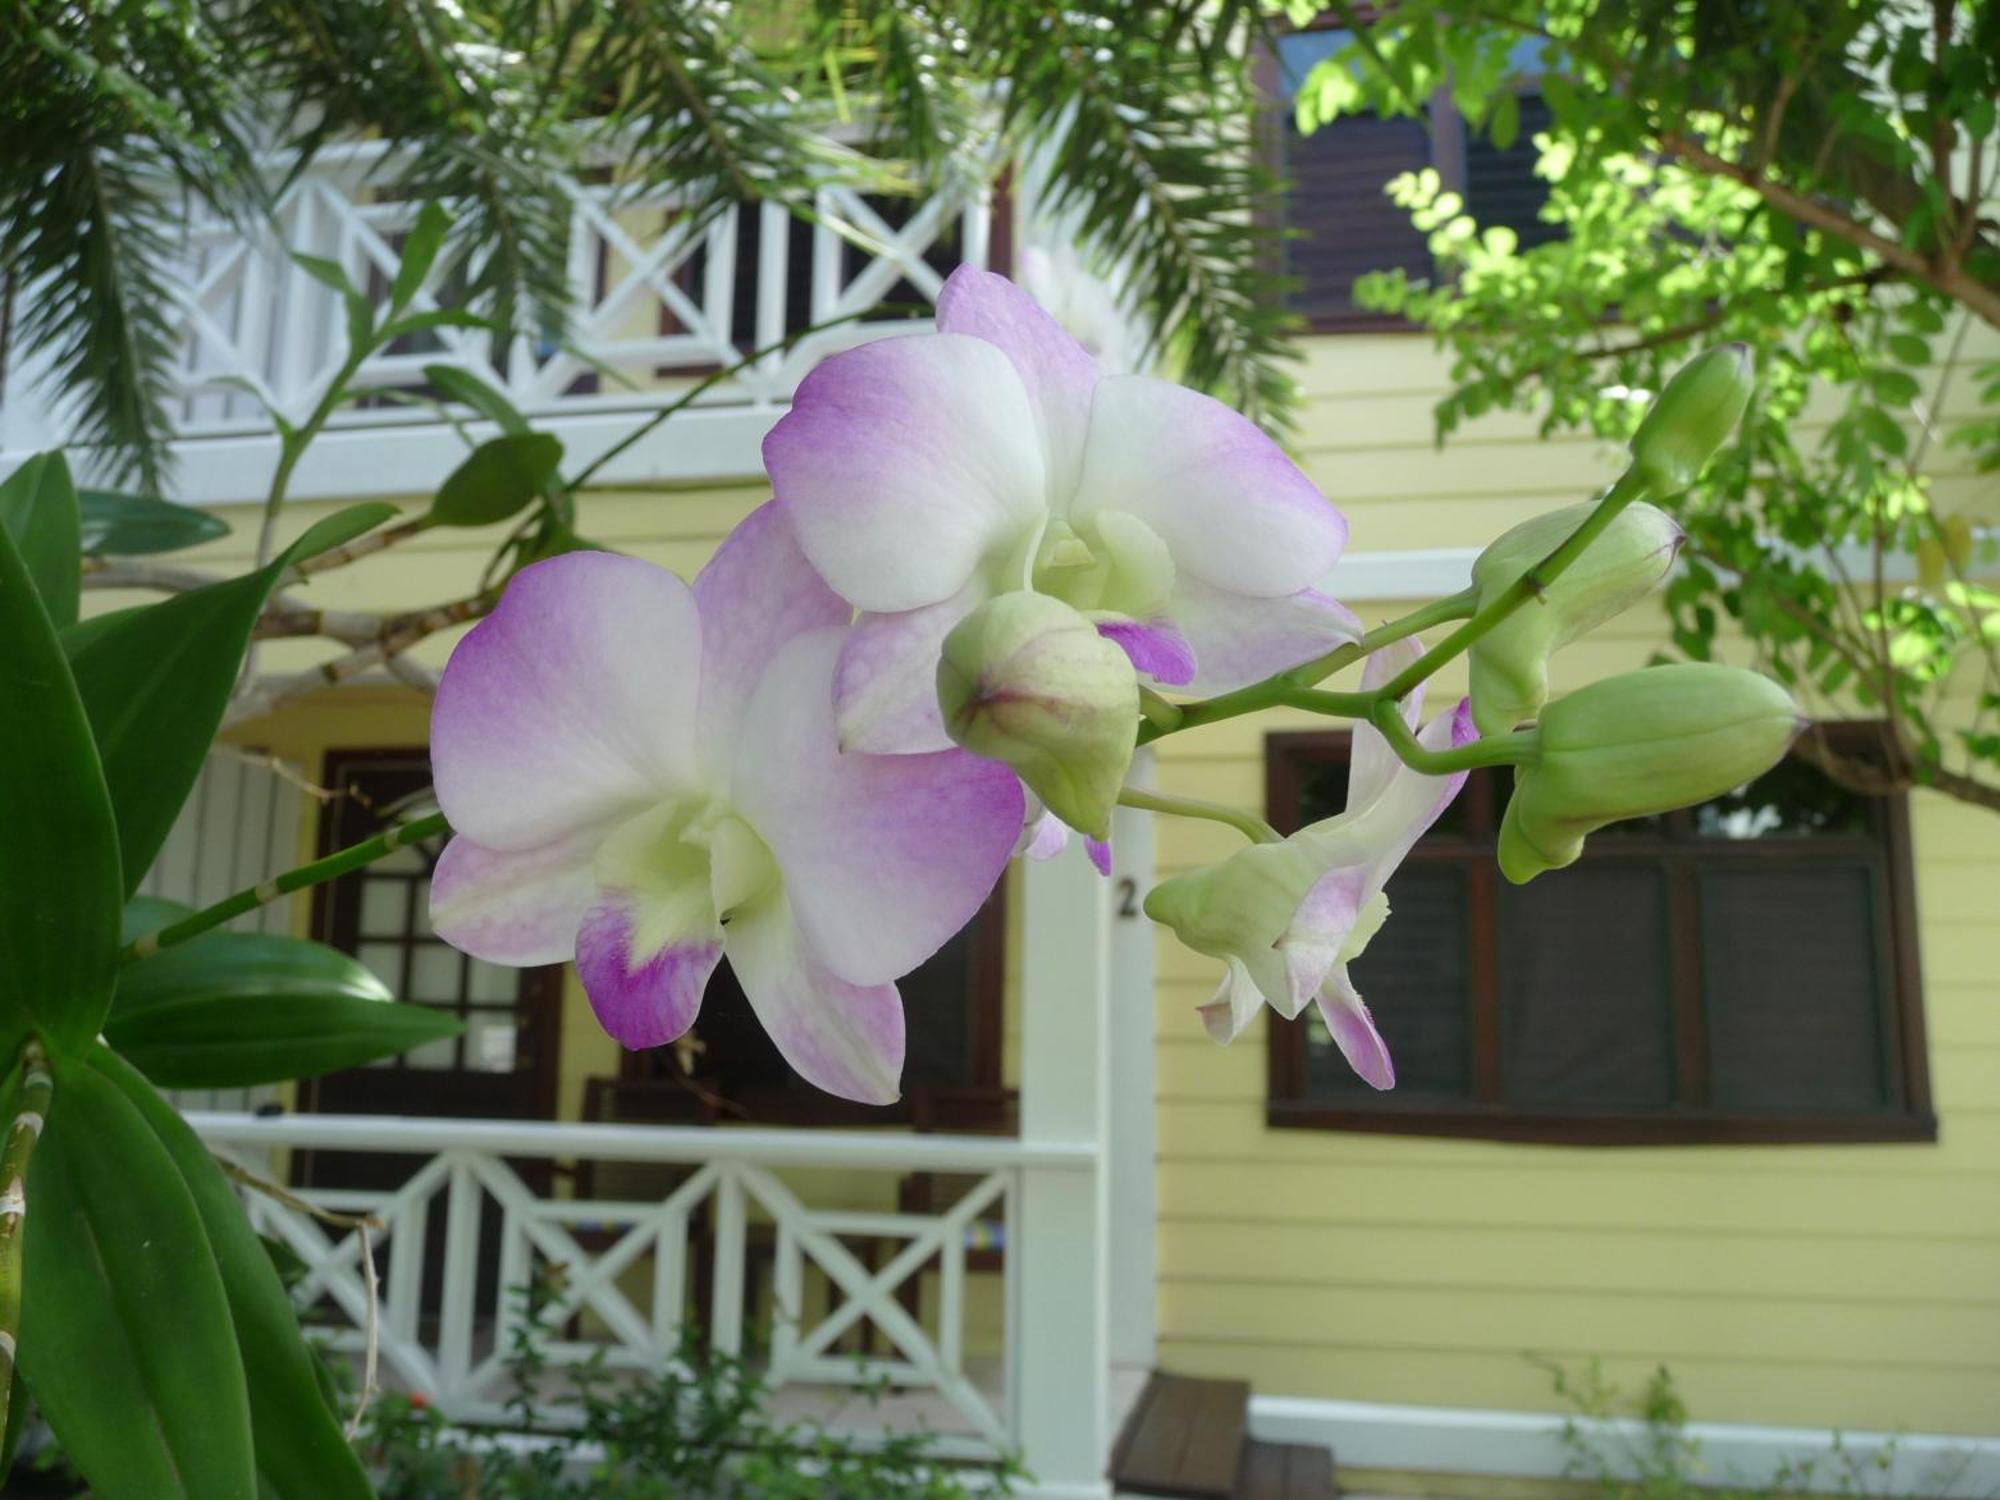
[1106,749,1158,1369]
[1014,839,1113,1500]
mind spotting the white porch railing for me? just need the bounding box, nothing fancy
[193,1111,1087,1463]
[0,139,997,500]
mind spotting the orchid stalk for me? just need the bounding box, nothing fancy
[141,298,1780,1101]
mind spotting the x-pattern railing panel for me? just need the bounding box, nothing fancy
[219,1143,1017,1450]
[140,142,992,448]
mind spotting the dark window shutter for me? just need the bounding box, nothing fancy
[1462,93,1560,251]
[1701,865,1891,1112]
[1281,113,1433,326]
[1313,865,1474,1097]
[1498,865,1676,1108]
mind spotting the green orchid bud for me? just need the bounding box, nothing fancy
[937,590,1139,840]
[1498,663,1801,883]
[1628,344,1754,493]
[1466,501,1684,737]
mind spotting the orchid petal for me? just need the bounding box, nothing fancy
[1085,836,1113,877]
[1317,966,1396,1090]
[833,581,988,755]
[1170,580,1362,696]
[575,894,721,1050]
[1020,808,1070,860]
[1347,635,1429,813]
[937,266,1099,499]
[1072,375,1346,597]
[694,501,850,772]
[428,831,600,966]
[432,552,702,850]
[1197,959,1266,1046]
[1098,619,1196,686]
[765,333,1047,613]
[725,891,904,1105]
[733,630,1024,986]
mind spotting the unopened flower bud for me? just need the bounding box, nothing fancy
[1628,344,1754,493]
[1467,501,1684,736]
[937,591,1139,840]
[1498,663,1801,883]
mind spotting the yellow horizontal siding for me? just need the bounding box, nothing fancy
[1148,329,2000,1437]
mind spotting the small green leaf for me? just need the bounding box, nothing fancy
[1491,88,1521,150]
[285,501,399,563]
[291,254,359,299]
[423,363,529,434]
[381,308,492,342]
[0,516,121,1058]
[0,452,82,627]
[89,1048,375,1500]
[107,991,461,1088]
[292,253,374,356]
[20,1058,257,1499]
[431,433,564,527]
[389,202,451,313]
[1869,368,1922,406]
[79,488,232,556]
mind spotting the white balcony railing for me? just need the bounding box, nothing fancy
[193,1111,1089,1461]
[1,139,996,500]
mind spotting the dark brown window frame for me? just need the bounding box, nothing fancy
[1264,723,1935,1146]
[1260,14,1553,334]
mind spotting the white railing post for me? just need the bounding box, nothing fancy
[1014,840,1114,1499]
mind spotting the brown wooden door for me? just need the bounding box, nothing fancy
[296,749,562,1192]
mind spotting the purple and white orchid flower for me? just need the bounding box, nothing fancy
[425,503,1024,1104]
[763,266,1358,755]
[1142,639,1475,1089]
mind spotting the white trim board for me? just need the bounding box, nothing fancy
[1248,1395,2000,1495]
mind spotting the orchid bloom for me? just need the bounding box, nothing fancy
[426,504,1024,1104]
[763,266,1357,756]
[1143,640,1475,1089]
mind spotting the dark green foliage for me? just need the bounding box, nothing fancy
[431,434,565,528]
[0,454,81,627]
[78,486,232,556]
[1298,0,2000,808]
[18,1057,258,1498]
[0,505,121,1059]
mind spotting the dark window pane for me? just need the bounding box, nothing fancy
[1702,866,1889,1111]
[1282,112,1434,324]
[1499,866,1674,1108]
[1307,866,1471,1097]
[1462,94,1560,250]
[1694,758,1872,840]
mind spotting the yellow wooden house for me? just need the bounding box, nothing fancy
[7,76,1998,1500]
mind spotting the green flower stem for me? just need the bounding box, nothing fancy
[1368,701,1540,775]
[1136,465,1657,748]
[0,1040,53,1436]
[123,811,451,965]
[1367,466,1656,705]
[1286,587,1480,688]
[1137,686,1185,734]
[1117,785,1282,845]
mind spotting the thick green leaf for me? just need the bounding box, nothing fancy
[58,604,147,658]
[69,503,396,894]
[79,487,232,556]
[430,433,563,526]
[120,894,194,945]
[114,927,391,1013]
[106,924,457,1086]
[389,201,450,313]
[19,1059,257,1499]
[90,1048,373,1499]
[0,451,81,627]
[423,362,529,434]
[0,512,122,1058]
[107,990,461,1088]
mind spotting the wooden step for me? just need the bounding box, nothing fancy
[1110,1372,1251,1498]
[1235,1440,1337,1500]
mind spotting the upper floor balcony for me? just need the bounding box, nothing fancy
[0,138,1005,505]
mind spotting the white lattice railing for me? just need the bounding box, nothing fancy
[191,1112,1088,1460]
[0,139,996,497]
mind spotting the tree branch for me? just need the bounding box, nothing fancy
[228,589,497,723]
[1659,131,2000,329]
